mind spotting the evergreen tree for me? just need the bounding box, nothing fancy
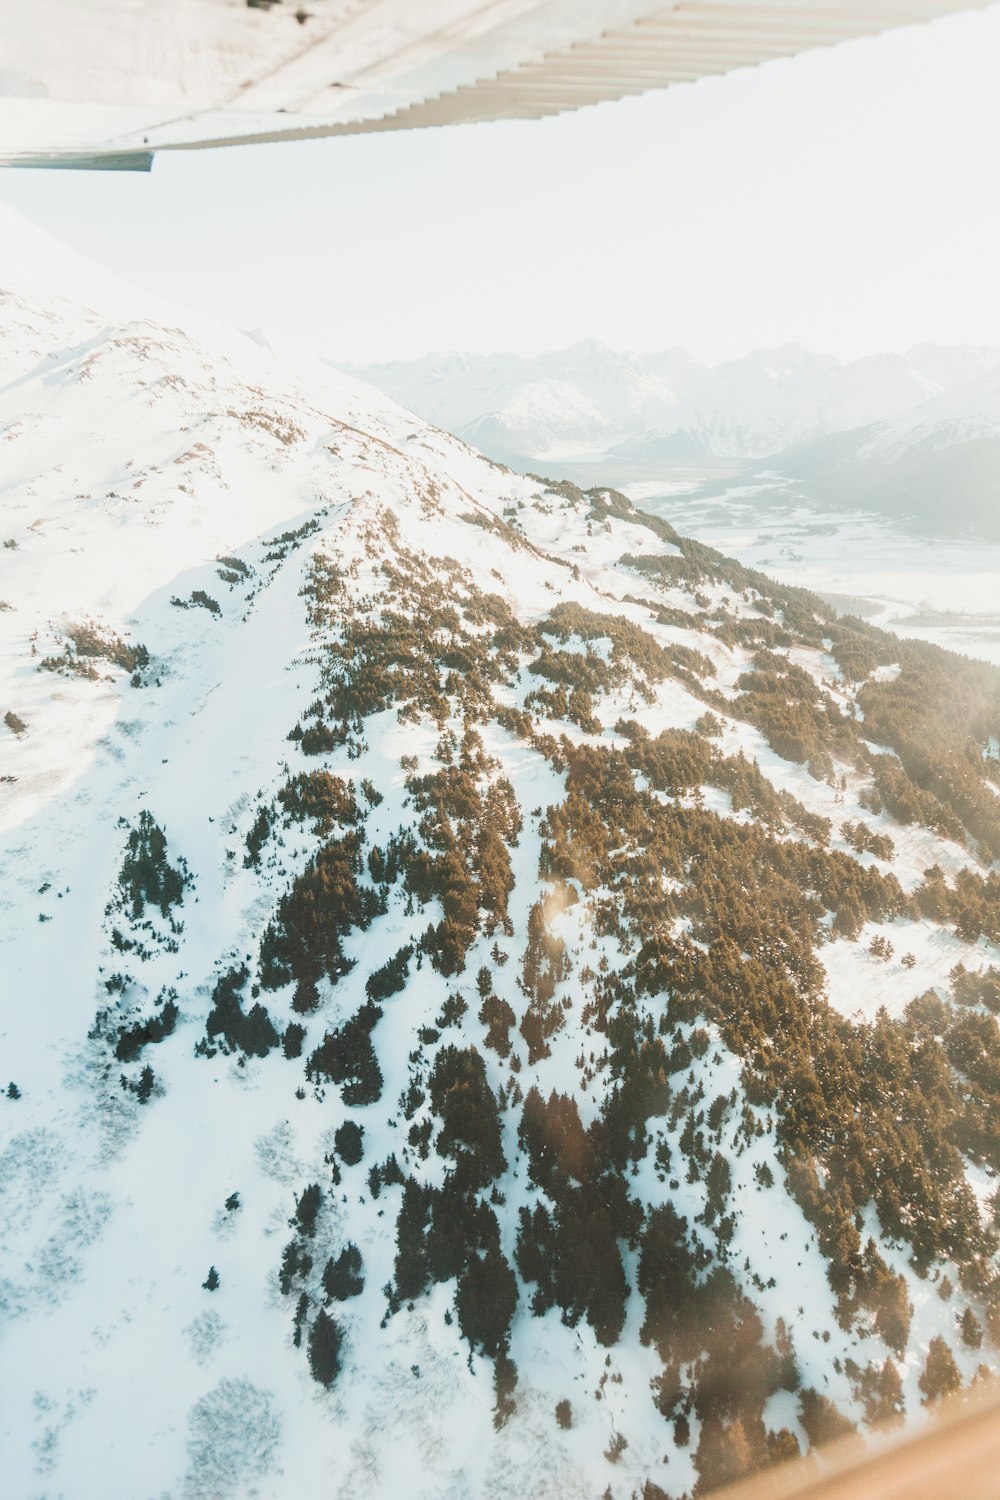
[766,1429,801,1466]
[394,1178,433,1301]
[862,1359,905,1427]
[308,1006,384,1105]
[261,833,383,989]
[479,991,515,1057]
[694,1415,755,1495]
[428,1045,506,1189]
[292,1291,309,1347]
[334,1119,365,1165]
[294,1183,322,1237]
[518,1087,591,1193]
[919,1336,961,1405]
[493,1351,518,1430]
[798,1388,855,1447]
[960,1306,983,1350]
[205,967,279,1058]
[283,1022,305,1059]
[638,1203,697,1356]
[279,1238,313,1295]
[426,1177,498,1286]
[118,811,188,918]
[455,1245,517,1360]
[292,976,320,1014]
[323,1243,365,1301]
[308,1309,343,1386]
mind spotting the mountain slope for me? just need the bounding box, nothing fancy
[770,364,1000,539]
[4,215,1000,1500]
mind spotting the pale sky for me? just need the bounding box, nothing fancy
[1,3,999,366]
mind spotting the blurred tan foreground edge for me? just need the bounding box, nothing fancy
[713,1375,1000,1500]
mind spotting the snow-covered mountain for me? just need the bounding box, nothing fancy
[5,205,1000,1500]
[342,342,696,468]
[346,341,1000,470]
[770,362,1000,538]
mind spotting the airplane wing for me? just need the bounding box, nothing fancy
[712,1372,1000,1500]
[0,0,990,170]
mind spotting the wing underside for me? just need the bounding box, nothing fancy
[0,0,987,169]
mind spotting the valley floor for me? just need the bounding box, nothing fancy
[626,477,1000,668]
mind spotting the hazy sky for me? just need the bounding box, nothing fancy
[2,3,999,365]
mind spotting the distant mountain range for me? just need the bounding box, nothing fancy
[344,340,1000,464]
[771,362,1000,538]
[346,340,1000,537]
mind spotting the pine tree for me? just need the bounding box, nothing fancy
[960,1306,983,1350]
[292,1291,309,1347]
[323,1244,365,1301]
[308,1309,343,1386]
[694,1415,754,1494]
[919,1336,961,1405]
[394,1177,433,1301]
[202,1266,220,1291]
[428,1045,506,1189]
[638,1203,697,1355]
[307,1007,384,1106]
[766,1429,801,1466]
[334,1120,364,1165]
[283,1022,305,1059]
[294,1183,322,1237]
[868,1359,905,1427]
[279,1238,312,1295]
[799,1388,855,1447]
[455,1245,517,1359]
[292,976,320,1014]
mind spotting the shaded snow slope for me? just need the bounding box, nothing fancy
[770,363,1000,540]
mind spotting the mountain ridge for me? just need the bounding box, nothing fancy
[343,339,1000,469]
